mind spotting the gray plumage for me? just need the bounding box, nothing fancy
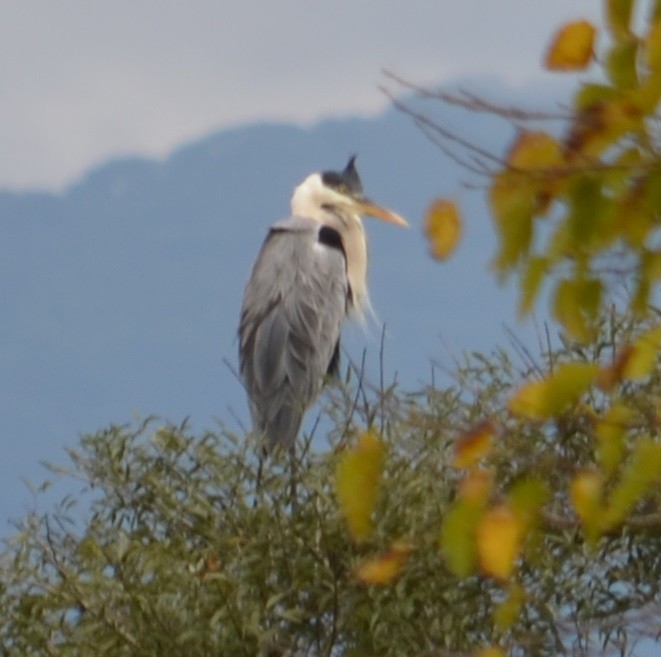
[239,218,347,449]
[238,158,407,451]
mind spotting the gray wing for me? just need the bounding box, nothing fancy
[239,217,348,450]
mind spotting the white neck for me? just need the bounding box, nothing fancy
[290,173,371,318]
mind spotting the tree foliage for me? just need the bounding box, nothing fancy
[3,313,661,656]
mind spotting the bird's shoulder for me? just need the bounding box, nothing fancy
[240,215,346,320]
[270,215,320,233]
[259,215,346,267]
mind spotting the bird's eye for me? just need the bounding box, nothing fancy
[336,183,349,194]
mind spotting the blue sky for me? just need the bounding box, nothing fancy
[2,0,602,191]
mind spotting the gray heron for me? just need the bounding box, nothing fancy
[239,156,408,452]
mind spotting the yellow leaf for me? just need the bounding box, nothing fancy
[597,345,634,391]
[508,130,563,170]
[642,249,661,282]
[476,504,523,580]
[571,470,602,521]
[545,20,596,71]
[453,420,496,469]
[508,379,548,420]
[355,540,413,585]
[509,362,598,420]
[622,326,661,379]
[570,470,603,542]
[335,431,385,542]
[599,327,661,389]
[474,649,506,657]
[594,403,631,474]
[458,468,494,505]
[424,198,462,260]
[603,439,661,529]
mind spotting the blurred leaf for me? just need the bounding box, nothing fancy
[606,0,634,39]
[574,82,620,111]
[493,582,526,631]
[615,179,655,248]
[452,420,496,469]
[440,500,483,577]
[508,477,550,528]
[476,504,523,580]
[335,431,385,542]
[508,130,563,171]
[570,470,604,542]
[600,327,661,387]
[545,20,596,71]
[490,172,536,272]
[565,99,643,158]
[621,326,661,379]
[594,402,632,475]
[424,198,462,260]
[646,18,661,73]
[642,249,661,282]
[354,540,413,586]
[457,467,494,505]
[519,256,548,316]
[552,278,602,343]
[565,175,613,248]
[604,439,661,528]
[606,37,639,89]
[474,649,506,657]
[509,362,599,420]
[597,345,634,391]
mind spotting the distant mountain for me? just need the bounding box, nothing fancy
[0,78,570,531]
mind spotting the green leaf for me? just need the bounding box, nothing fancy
[574,83,620,112]
[490,172,535,272]
[519,256,548,316]
[552,278,603,342]
[508,478,550,526]
[606,37,640,89]
[606,0,634,39]
[440,500,482,577]
[566,176,613,249]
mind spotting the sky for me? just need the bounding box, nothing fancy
[2,0,604,192]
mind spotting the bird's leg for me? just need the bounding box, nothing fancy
[254,444,267,507]
[288,444,298,513]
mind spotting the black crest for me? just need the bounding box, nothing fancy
[321,155,363,197]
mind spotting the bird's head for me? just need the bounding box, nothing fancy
[290,156,408,228]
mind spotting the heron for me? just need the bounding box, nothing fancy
[239,156,408,454]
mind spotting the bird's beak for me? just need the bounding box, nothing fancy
[357,198,409,227]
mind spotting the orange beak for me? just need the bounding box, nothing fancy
[358,198,409,227]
